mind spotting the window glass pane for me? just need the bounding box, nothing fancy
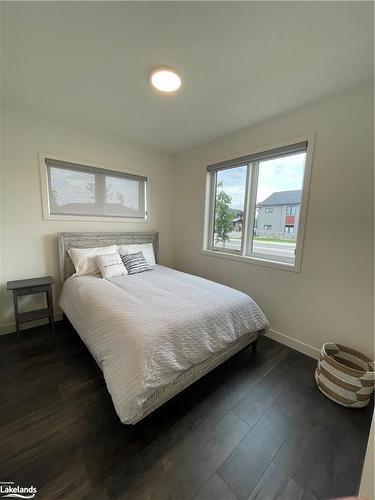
[213,165,247,251]
[49,167,96,215]
[251,152,306,264]
[104,176,143,217]
[46,162,146,219]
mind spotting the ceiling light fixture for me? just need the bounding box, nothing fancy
[150,67,181,93]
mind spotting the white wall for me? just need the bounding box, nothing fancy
[173,83,374,358]
[0,104,174,333]
[1,84,373,358]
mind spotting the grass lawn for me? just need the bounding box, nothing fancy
[253,236,296,244]
[227,234,296,244]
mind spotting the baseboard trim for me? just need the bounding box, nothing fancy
[0,311,64,335]
[266,328,320,360]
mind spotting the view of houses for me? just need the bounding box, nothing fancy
[231,189,302,241]
[256,189,301,240]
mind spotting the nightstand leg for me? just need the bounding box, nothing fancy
[12,291,20,335]
[46,288,55,334]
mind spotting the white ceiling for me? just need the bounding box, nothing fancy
[2,1,373,154]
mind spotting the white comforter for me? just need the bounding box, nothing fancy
[59,265,269,423]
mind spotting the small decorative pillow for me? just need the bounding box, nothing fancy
[97,252,128,279]
[120,251,152,275]
[118,243,156,266]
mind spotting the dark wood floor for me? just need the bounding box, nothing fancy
[0,321,372,500]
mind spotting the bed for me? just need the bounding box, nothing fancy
[58,232,269,424]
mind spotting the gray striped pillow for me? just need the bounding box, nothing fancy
[120,251,152,275]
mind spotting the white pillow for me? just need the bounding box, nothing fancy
[96,252,127,279]
[118,243,156,266]
[68,245,118,276]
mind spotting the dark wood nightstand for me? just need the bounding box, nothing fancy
[7,276,55,334]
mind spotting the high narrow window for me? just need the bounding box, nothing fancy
[42,156,147,220]
[205,139,312,270]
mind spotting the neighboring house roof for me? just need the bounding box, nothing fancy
[229,208,244,217]
[257,189,302,207]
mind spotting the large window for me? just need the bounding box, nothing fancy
[41,155,147,220]
[205,139,312,270]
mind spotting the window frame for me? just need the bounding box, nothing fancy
[286,205,297,215]
[208,162,250,255]
[39,152,149,223]
[203,135,315,272]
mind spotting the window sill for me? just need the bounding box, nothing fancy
[201,249,301,272]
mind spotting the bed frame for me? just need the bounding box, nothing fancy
[57,231,261,423]
[58,231,159,282]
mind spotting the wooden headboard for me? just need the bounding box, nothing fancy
[57,231,159,282]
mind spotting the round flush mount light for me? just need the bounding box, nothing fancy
[150,67,181,93]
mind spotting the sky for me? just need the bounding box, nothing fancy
[217,153,306,210]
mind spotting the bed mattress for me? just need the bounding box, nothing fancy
[59,265,269,423]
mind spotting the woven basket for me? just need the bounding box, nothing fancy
[315,343,375,408]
